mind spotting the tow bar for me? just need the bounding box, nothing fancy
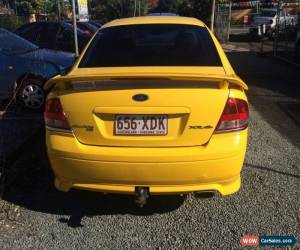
[134,187,149,207]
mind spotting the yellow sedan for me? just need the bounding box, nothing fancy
[44,16,249,205]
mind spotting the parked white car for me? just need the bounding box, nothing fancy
[250,9,295,37]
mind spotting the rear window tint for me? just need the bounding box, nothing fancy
[79,24,222,67]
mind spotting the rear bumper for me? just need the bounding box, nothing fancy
[52,158,242,195]
[47,129,247,195]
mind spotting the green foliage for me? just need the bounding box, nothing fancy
[178,0,212,22]
[44,0,70,18]
[0,15,27,30]
[17,0,33,14]
[90,0,148,21]
[4,0,46,15]
[147,0,212,23]
[2,0,213,23]
[150,0,179,13]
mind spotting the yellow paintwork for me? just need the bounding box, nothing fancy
[45,16,248,196]
[48,128,247,195]
[101,16,206,28]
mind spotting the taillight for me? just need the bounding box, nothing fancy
[44,98,71,132]
[214,97,249,133]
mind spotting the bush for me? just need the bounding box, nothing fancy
[0,16,27,31]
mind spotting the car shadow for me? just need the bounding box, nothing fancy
[227,50,300,149]
[227,51,300,100]
[1,132,186,228]
[4,171,186,228]
[0,100,44,159]
[244,163,300,179]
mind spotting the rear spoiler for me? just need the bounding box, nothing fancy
[44,73,248,91]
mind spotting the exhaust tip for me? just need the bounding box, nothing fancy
[134,187,150,207]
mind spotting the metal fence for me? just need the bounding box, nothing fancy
[272,2,300,63]
[215,3,231,42]
[215,1,300,65]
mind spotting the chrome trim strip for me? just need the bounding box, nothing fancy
[46,126,73,134]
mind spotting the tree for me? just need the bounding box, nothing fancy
[147,0,212,23]
[147,0,158,9]
[89,0,142,21]
[178,0,212,22]
[149,0,180,13]
[4,0,45,15]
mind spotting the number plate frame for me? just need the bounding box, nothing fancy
[114,115,168,136]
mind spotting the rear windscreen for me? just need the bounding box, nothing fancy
[79,24,222,67]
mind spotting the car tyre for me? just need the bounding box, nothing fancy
[17,77,45,111]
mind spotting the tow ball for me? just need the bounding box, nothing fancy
[134,187,150,207]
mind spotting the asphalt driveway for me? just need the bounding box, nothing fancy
[0,44,299,249]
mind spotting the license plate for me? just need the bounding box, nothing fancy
[115,115,168,135]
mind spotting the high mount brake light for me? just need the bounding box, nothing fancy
[44,98,71,132]
[215,97,249,133]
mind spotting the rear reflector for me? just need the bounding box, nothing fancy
[215,97,249,133]
[44,98,71,132]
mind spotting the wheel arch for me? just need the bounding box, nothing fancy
[16,73,46,87]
